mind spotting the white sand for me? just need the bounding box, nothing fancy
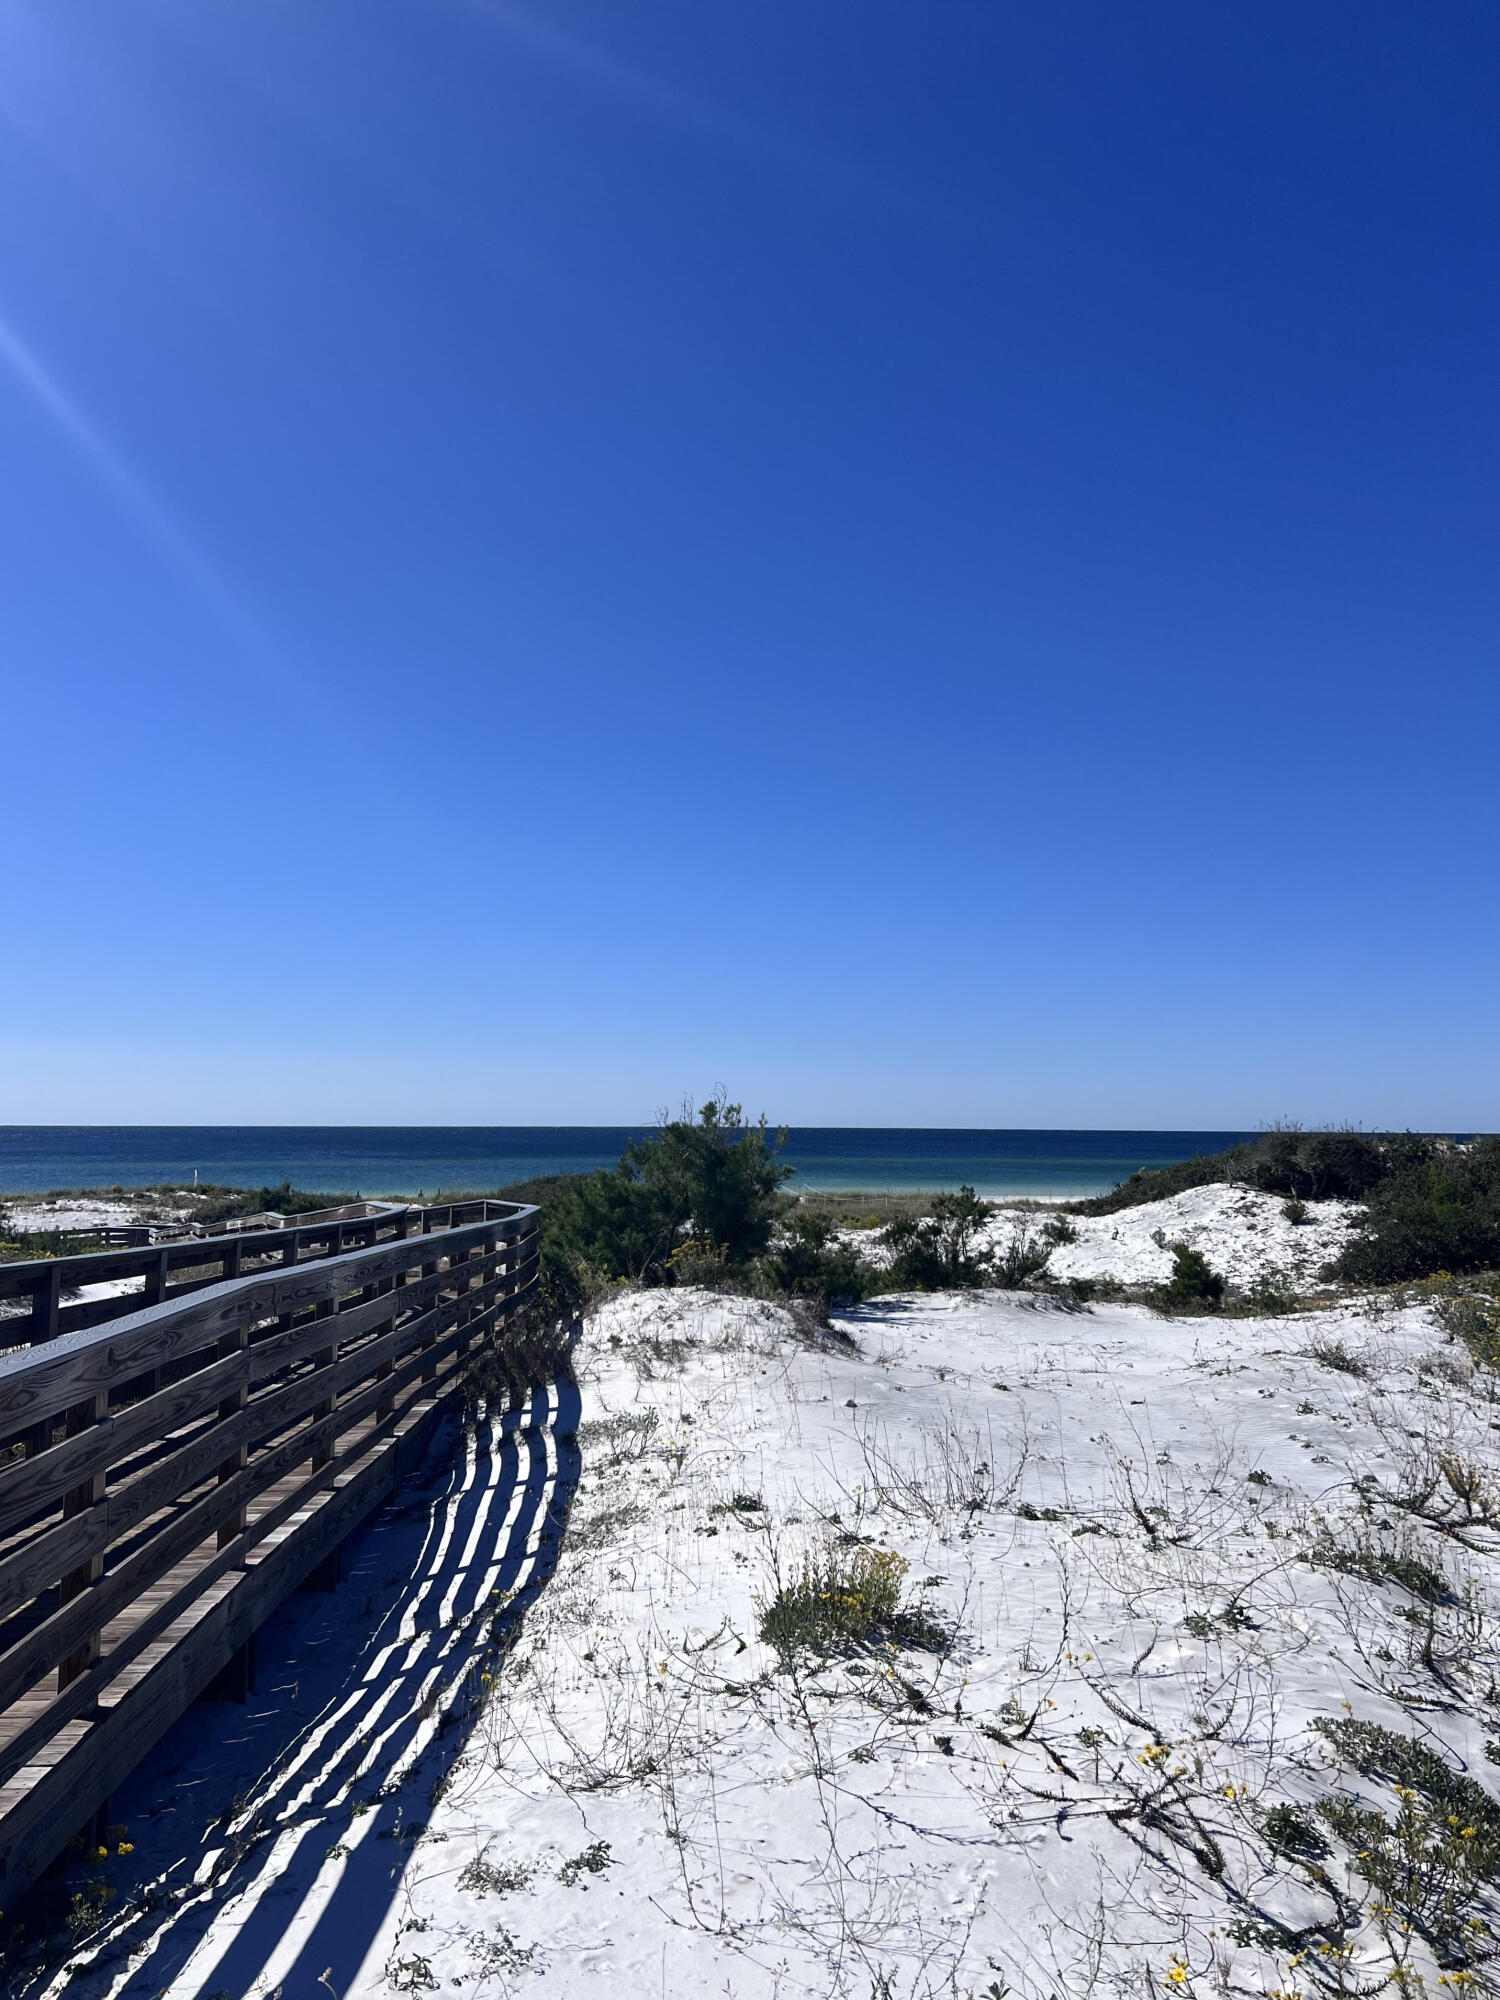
[49,1276,1498,2000]
[1029,1182,1362,1288]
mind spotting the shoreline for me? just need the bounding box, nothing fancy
[1,1178,1103,1208]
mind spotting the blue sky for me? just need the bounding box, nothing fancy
[2,1,1496,1128]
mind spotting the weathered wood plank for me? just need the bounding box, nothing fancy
[0,1322,477,1777]
[0,1390,449,1898]
[0,1201,537,1900]
[0,1201,523,1312]
[0,1216,525,1442]
[0,1340,472,1808]
[0,1252,516,1564]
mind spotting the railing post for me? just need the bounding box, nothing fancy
[57,1392,108,1691]
[137,1250,169,1396]
[215,1321,250,1551]
[141,1249,168,1309]
[31,1264,60,1348]
[421,1237,441,1384]
[311,1298,338,1470]
[370,1276,394,1420]
[375,1211,413,1421]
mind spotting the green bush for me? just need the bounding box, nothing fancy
[1261,1802,1327,1859]
[1302,1530,1447,1602]
[991,1224,1052,1287]
[1154,1242,1224,1309]
[1312,1717,1500,1954]
[1078,1129,1500,1289]
[1078,1129,1409,1217]
[764,1213,875,1304]
[547,1093,791,1286]
[1233,1269,1299,1316]
[191,1180,357,1223]
[0,1228,111,1264]
[756,1547,939,1661]
[1333,1137,1500,1284]
[879,1186,1043,1290]
[1434,1286,1500,1368]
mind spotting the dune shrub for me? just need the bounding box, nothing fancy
[1434,1287,1500,1368]
[1155,1242,1225,1310]
[991,1225,1052,1288]
[1079,1128,1407,1217]
[1313,1717,1500,1954]
[191,1180,358,1223]
[547,1093,791,1286]
[764,1213,875,1305]
[881,1186,1003,1290]
[757,1547,939,1660]
[1333,1137,1500,1284]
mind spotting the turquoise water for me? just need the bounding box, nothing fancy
[0,1127,1255,1199]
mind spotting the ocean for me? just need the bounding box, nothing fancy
[0,1127,1255,1200]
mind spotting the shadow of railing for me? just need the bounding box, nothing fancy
[38,1369,581,2000]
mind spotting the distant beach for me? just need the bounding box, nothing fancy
[0,1126,1256,1200]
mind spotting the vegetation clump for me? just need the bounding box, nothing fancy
[1312,1717,1500,1957]
[1153,1242,1225,1311]
[879,1187,1049,1292]
[1333,1137,1500,1285]
[1077,1128,1395,1215]
[1076,1126,1500,1289]
[1302,1530,1448,1602]
[546,1094,790,1287]
[757,1546,940,1661]
[1434,1286,1500,1369]
[189,1179,359,1223]
[764,1212,876,1305]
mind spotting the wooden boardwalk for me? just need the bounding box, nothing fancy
[0,1198,538,1899]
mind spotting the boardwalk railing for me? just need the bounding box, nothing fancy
[0,1200,498,1347]
[0,1199,539,1899]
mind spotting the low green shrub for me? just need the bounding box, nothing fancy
[880,1185,997,1290]
[1261,1802,1328,1859]
[1433,1285,1500,1368]
[666,1238,731,1287]
[1230,1270,1300,1316]
[756,1547,940,1661]
[878,1187,1049,1291]
[547,1093,790,1286]
[1154,1242,1224,1310]
[191,1180,357,1223]
[0,1228,110,1263]
[556,1841,612,1886]
[1333,1137,1500,1285]
[764,1213,876,1304]
[1182,1600,1251,1638]
[1306,1334,1369,1376]
[1077,1128,1395,1217]
[457,1854,532,1896]
[1302,1530,1447,1602]
[1312,1719,1500,1954]
[990,1224,1052,1288]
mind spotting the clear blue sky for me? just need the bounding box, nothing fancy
[2,2,1496,1128]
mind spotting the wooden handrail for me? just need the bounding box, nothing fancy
[0,1198,522,1347]
[0,1198,541,1901]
